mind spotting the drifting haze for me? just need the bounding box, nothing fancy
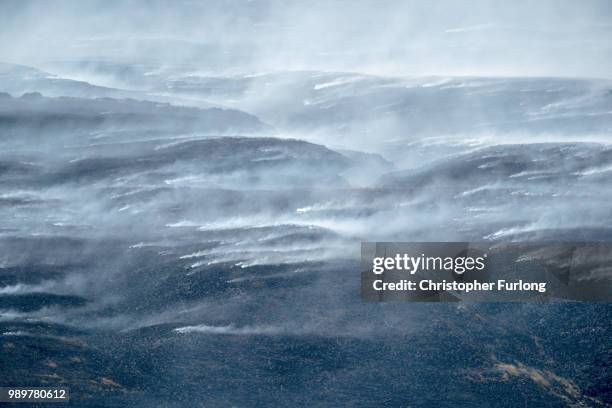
[1,0,611,78]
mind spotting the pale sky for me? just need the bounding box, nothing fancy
[1,0,611,78]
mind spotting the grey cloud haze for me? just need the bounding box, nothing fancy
[1,0,611,77]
